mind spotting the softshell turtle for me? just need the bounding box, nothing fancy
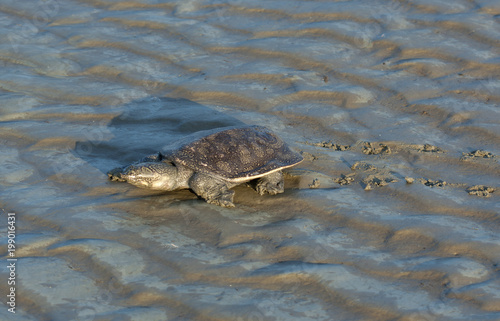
[107,125,303,207]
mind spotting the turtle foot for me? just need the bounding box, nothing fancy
[190,173,236,207]
[256,181,284,195]
[253,171,284,196]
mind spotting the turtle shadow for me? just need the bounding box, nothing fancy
[73,97,245,174]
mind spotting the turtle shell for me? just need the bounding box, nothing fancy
[166,125,303,182]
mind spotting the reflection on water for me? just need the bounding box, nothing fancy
[0,0,499,320]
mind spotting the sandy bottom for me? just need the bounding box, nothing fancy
[1,0,499,320]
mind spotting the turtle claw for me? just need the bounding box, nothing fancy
[206,190,235,208]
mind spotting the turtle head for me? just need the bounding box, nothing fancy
[110,161,179,191]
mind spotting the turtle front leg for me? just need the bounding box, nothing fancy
[252,171,284,195]
[189,173,235,208]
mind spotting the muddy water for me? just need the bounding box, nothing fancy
[0,0,499,320]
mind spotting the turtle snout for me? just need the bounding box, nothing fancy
[119,164,168,189]
[108,167,127,182]
[107,165,143,182]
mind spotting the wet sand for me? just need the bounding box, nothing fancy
[0,0,499,320]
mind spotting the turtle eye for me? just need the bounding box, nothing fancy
[157,152,163,161]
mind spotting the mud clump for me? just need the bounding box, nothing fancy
[418,144,443,153]
[467,185,495,197]
[351,161,376,171]
[363,174,398,190]
[334,173,355,185]
[313,141,351,151]
[405,177,415,184]
[461,150,496,160]
[362,142,391,155]
[420,179,447,187]
[301,151,318,162]
[309,178,321,188]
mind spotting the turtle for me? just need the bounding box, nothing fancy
[107,125,303,207]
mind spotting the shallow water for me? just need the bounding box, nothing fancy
[0,0,499,320]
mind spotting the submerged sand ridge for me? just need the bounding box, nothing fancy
[0,0,499,320]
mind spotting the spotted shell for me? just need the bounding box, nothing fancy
[164,125,303,182]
